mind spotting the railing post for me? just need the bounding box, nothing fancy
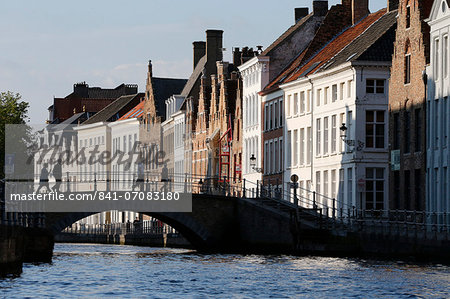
[184,172,188,193]
[94,172,97,191]
[313,191,316,209]
[106,171,110,191]
[332,198,336,220]
[243,178,246,198]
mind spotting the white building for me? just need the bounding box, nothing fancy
[425,0,450,220]
[273,9,396,214]
[238,56,269,192]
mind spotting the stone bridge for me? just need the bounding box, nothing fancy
[44,194,312,253]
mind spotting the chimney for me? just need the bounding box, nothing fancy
[295,8,309,23]
[351,0,369,25]
[73,82,89,97]
[193,41,206,70]
[233,47,241,67]
[387,0,399,12]
[206,30,223,63]
[148,60,153,77]
[313,1,328,17]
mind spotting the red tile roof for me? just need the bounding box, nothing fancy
[262,8,389,94]
[118,100,145,120]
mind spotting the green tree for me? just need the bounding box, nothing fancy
[0,91,30,179]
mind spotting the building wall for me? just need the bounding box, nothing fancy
[388,0,431,211]
[426,0,450,221]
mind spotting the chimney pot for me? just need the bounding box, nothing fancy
[313,1,328,17]
[193,41,206,71]
[295,7,309,23]
[206,30,224,63]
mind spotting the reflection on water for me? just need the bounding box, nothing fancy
[1,243,449,298]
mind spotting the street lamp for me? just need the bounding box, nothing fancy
[339,123,364,151]
[249,154,262,173]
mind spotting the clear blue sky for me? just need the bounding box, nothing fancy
[1,0,385,123]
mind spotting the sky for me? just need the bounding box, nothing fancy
[1,0,385,124]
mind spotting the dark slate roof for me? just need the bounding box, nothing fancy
[152,77,187,120]
[49,113,86,132]
[321,10,397,71]
[181,55,207,97]
[261,13,314,56]
[83,93,143,124]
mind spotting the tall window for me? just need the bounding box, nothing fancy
[434,99,439,148]
[274,140,278,172]
[340,113,345,152]
[279,99,283,127]
[332,84,338,102]
[287,131,291,167]
[338,169,344,207]
[347,168,353,207]
[443,97,448,147]
[406,4,411,28]
[279,138,283,172]
[264,142,268,174]
[300,91,305,114]
[347,80,352,98]
[264,104,268,131]
[414,169,422,210]
[331,115,337,153]
[405,170,411,209]
[274,101,278,129]
[287,95,291,117]
[316,118,321,156]
[316,171,321,194]
[366,110,385,148]
[366,168,384,210]
[324,87,329,105]
[435,38,440,80]
[323,171,329,200]
[339,82,344,101]
[404,109,411,154]
[444,35,448,78]
[293,130,298,166]
[300,128,305,165]
[331,169,337,199]
[307,90,311,112]
[347,111,353,152]
[293,93,298,116]
[316,89,321,106]
[324,117,329,155]
[269,103,273,130]
[307,127,312,164]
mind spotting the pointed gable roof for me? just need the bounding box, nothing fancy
[262,8,395,93]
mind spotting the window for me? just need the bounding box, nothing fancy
[307,90,311,112]
[293,130,298,166]
[274,101,278,129]
[300,128,305,165]
[264,142,268,174]
[414,170,422,210]
[394,112,400,150]
[269,103,273,130]
[366,79,385,94]
[300,91,305,114]
[435,38,440,80]
[323,170,328,198]
[406,4,411,28]
[405,170,411,209]
[316,89,321,106]
[287,131,291,167]
[443,97,448,147]
[331,115,337,153]
[347,111,353,152]
[264,104,268,131]
[444,35,448,78]
[307,127,312,164]
[347,168,353,207]
[366,110,385,148]
[434,99,439,148]
[316,171,321,194]
[339,169,344,207]
[331,169,337,199]
[347,80,352,98]
[293,93,298,116]
[405,54,411,84]
[279,138,283,172]
[324,117,329,155]
[339,82,344,101]
[271,141,275,174]
[404,110,411,154]
[316,118,321,156]
[287,95,291,117]
[332,84,337,102]
[340,113,345,152]
[366,168,384,210]
[279,99,283,127]
[324,87,329,105]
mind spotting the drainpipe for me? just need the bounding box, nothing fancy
[307,76,314,192]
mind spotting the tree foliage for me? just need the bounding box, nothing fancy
[0,91,30,178]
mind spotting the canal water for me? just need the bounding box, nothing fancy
[1,243,449,298]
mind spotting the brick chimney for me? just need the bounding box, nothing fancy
[350,0,369,25]
[193,41,206,71]
[295,7,309,23]
[206,30,223,63]
[388,0,399,11]
[313,1,328,17]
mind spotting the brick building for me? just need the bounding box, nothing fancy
[48,82,138,123]
[388,0,433,210]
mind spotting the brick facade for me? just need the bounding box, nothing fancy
[388,0,433,210]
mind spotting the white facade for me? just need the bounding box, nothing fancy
[426,0,450,218]
[238,56,269,191]
[280,62,391,213]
